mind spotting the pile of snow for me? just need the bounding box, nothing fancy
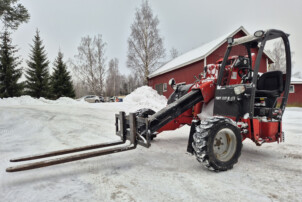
[123,86,167,111]
[0,95,84,106]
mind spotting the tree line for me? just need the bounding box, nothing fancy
[1,0,290,100]
[0,0,170,99]
[0,30,75,99]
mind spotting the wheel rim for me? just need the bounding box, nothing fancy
[213,128,237,162]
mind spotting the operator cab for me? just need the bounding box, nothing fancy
[219,55,285,109]
[214,30,290,122]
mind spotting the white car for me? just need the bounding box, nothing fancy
[78,95,100,103]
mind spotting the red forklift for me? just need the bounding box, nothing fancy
[6,29,291,172]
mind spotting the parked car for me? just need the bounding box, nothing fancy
[109,96,116,102]
[78,95,100,103]
[99,96,105,102]
[109,96,123,102]
[104,97,110,102]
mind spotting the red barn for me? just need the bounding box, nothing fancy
[148,26,274,98]
[288,78,302,106]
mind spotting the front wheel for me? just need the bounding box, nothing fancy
[192,117,242,171]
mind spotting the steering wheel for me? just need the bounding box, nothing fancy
[238,67,250,78]
[238,67,253,82]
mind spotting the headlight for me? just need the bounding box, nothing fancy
[254,30,265,37]
[227,37,234,44]
[234,86,246,95]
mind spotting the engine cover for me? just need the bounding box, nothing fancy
[214,85,253,118]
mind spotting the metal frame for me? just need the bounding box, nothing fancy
[216,29,291,118]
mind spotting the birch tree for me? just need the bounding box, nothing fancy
[267,39,286,72]
[170,47,179,59]
[71,35,106,95]
[105,58,120,97]
[267,39,294,72]
[127,0,165,85]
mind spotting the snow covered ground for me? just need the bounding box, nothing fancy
[0,89,302,201]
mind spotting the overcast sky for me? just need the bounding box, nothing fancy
[7,0,302,76]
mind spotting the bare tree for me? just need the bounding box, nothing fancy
[119,75,128,95]
[127,0,165,85]
[71,35,106,95]
[105,58,120,97]
[267,39,285,72]
[127,73,142,93]
[267,39,294,72]
[170,47,179,59]
[73,80,90,98]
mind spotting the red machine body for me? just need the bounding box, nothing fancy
[157,55,284,146]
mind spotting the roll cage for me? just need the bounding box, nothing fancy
[216,29,291,117]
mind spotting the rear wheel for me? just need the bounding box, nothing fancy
[192,117,242,171]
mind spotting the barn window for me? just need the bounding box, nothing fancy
[155,83,163,95]
[289,85,295,93]
[163,83,167,92]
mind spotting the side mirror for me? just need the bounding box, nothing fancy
[168,78,176,89]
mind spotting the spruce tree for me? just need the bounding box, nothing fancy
[0,0,30,30]
[25,30,50,98]
[0,31,23,98]
[50,51,75,99]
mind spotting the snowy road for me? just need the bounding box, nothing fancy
[0,102,302,202]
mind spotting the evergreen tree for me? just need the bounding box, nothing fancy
[0,30,23,98]
[25,30,50,98]
[0,0,30,30]
[50,51,75,99]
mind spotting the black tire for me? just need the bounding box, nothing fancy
[95,100,100,103]
[192,117,242,171]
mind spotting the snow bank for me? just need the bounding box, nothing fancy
[123,86,167,111]
[0,95,83,106]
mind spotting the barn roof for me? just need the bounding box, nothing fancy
[291,77,302,84]
[149,26,274,79]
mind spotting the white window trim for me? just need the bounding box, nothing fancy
[163,83,167,92]
[289,85,295,93]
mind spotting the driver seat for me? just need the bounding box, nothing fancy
[255,71,284,107]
